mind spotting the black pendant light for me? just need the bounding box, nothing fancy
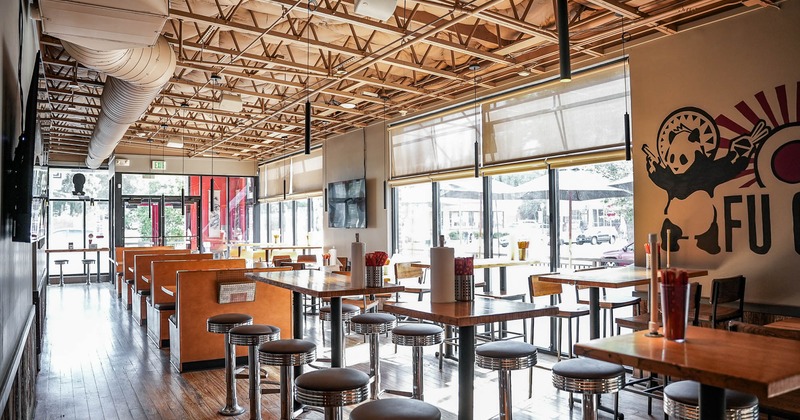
[556,0,571,82]
[304,1,312,154]
[622,17,632,161]
[470,63,481,178]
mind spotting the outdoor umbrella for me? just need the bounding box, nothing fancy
[440,178,522,199]
[518,169,631,249]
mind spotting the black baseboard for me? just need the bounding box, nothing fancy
[179,355,250,373]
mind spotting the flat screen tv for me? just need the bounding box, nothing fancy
[327,178,366,228]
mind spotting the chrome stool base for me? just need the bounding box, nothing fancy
[663,381,759,420]
[551,358,625,420]
[476,341,538,420]
[207,313,254,417]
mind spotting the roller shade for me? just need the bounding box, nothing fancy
[482,63,627,168]
[291,148,323,195]
[389,106,479,179]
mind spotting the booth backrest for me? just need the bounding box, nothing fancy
[122,247,174,280]
[114,246,173,273]
[175,267,293,364]
[150,259,246,305]
[132,251,201,292]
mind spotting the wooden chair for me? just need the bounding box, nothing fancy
[616,282,703,334]
[297,254,317,264]
[574,266,641,337]
[280,261,306,270]
[697,275,746,328]
[272,254,293,266]
[393,262,430,302]
[337,256,349,271]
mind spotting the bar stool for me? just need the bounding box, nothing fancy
[663,380,759,419]
[207,313,253,416]
[294,367,369,420]
[320,304,361,347]
[349,398,442,420]
[350,312,397,399]
[81,259,95,285]
[389,323,444,400]
[54,259,69,286]
[229,324,281,420]
[259,339,317,420]
[475,341,538,419]
[551,358,625,420]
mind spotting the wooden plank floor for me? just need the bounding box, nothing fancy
[35,282,666,419]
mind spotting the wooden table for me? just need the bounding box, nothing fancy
[575,327,800,419]
[383,298,556,420]
[539,266,708,339]
[765,317,800,332]
[161,285,176,297]
[246,270,404,367]
[260,244,322,262]
[46,247,110,284]
[411,258,539,294]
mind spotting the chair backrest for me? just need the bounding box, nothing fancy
[280,261,306,270]
[711,275,746,325]
[272,254,293,265]
[297,254,317,263]
[688,282,703,326]
[332,270,351,276]
[728,320,800,341]
[394,262,423,282]
[337,256,349,270]
[528,273,563,298]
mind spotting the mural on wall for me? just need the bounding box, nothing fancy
[643,83,800,256]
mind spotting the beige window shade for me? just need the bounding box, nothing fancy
[389,107,479,179]
[265,159,288,199]
[482,63,627,168]
[258,164,268,198]
[291,148,323,194]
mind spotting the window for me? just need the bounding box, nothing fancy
[394,183,432,259]
[439,178,483,258]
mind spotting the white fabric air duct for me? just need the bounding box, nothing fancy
[62,36,176,168]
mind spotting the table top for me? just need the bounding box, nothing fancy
[162,285,176,297]
[574,327,800,399]
[383,297,557,327]
[260,244,322,250]
[766,318,800,332]
[47,247,109,253]
[410,258,538,270]
[539,266,708,288]
[246,269,404,298]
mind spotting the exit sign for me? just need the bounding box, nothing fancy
[151,160,167,170]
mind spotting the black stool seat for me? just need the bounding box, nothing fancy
[207,313,253,333]
[392,324,444,347]
[229,324,280,346]
[320,304,360,321]
[82,259,95,264]
[295,368,370,409]
[552,358,625,394]
[349,398,441,420]
[476,341,537,371]
[664,380,759,419]
[259,339,316,366]
[351,312,397,334]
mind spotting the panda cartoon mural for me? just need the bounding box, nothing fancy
[643,84,800,257]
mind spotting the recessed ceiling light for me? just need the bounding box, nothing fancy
[66,104,77,111]
[340,102,357,109]
[362,91,379,98]
[166,141,183,149]
[398,110,408,116]
[136,132,147,137]
[67,82,81,90]
[517,69,531,77]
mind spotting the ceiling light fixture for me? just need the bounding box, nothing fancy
[621,16,632,161]
[362,91,379,98]
[166,141,183,149]
[469,63,481,178]
[210,73,222,84]
[517,68,531,77]
[304,0,312,155]
[340,102,357,109]
[556,0,571,82]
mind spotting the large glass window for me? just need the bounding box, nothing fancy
[491,171,547,260]
[310,197,323,245]
[439,178,484,258]
[48,168,110,276]
[267,202,280,243]
[280,201,294,244]
[295,199,309,245]
[394,183,432,259]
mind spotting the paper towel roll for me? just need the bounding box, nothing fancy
[430,247,455,303]
[351,241,366,289]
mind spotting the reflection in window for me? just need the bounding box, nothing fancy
[439,178,483,258]
[50,168,109,200]
[295,199,309,245]
[491,171,546,259]
[281,201,294,244]
[394,183,432,259]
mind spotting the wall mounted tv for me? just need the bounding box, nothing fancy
[327,178,366,228]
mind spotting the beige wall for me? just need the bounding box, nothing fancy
[630,2,800,304]
[110,153,256,176]
[322,123,391,258]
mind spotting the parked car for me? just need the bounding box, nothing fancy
[576,226,618,245]
[602,242,634,265]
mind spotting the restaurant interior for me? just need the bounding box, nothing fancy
[1,0,799,418]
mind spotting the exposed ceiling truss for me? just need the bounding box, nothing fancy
[36,0,771,165]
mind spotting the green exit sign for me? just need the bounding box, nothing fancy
[151,160,167,171]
